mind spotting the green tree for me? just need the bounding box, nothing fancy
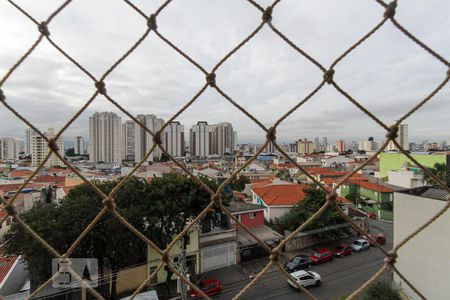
[270,186,348,240]
[363,280,401,300]
[229,175,250,192]
[423,162,449,186]
[5,175,219,299]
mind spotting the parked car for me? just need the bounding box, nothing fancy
[333,244,354,257]
[189,279,222,299]
[351,239,370,252]
[284,255,312,272]
[366,212,377,219]
[309,248,333,265]
[287,270,322,290]
[365,233,386,246]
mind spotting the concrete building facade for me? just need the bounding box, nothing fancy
[122,120,135,161]
[89,112,122,163]
[394,187,450,300]
[0,138,20,161]
[73,136,85,155]
[31,129,64,167]
[134,114,164,163]
[163,121,184,157]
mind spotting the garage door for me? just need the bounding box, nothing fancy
[201,242,236,273]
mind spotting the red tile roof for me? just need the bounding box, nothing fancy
[358,181,393,193]
[0,256,17,284]
[6,170,33,178]
[252,182,309,206]
[33,175,65,184]
[0,184,24,193]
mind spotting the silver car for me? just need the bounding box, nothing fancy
[351,239,370,252]
[287,270,321,290]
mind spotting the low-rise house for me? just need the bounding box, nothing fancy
[251,178,308,220]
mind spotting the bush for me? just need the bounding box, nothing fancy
[363,280,401,300]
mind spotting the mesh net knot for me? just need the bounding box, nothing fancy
[206,73,216,87]
[326,192,337,203]
[5,204,17,217]
[384,1,397,19]
[152,131,162,145]
[266,127,276,142]
[269,250,279,262]
[38,22,50,36]
[384,250,398,264]
[48,139,59,152]
[324,69,335,84]
[147,14,157,30]
[103,198,116,210]
[0,89,5,102]
[161,251,170,264]
[95,81,107,95]
[262,7,273,22]
[386,125,399,140]
[212,194,222,207]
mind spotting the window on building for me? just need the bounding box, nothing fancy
[249,212,256,219]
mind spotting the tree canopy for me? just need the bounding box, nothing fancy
[5,174,219,299]
[423,162,449,187]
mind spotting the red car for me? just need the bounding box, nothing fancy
[189,279,222,299]
[366,212,377,219]
[333,244,354,257]
[309,248,333,265]
[366,233,386,245]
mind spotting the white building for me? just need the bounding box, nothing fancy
[394,187,450,300]
[387,163,425,188]
[0,138,20,161]
[358,138,379,152]
[89,112,122,163]
[134,114,164,163]
[73,136,85,155]
[31,128,64,167]
[387,123,408,151]
[163,121,184,157]
[190,121,214,157]
[297,138,315,155]
[25,128,34,156]
[122,120,135,160]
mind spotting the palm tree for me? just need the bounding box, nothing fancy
[423,162,449,187]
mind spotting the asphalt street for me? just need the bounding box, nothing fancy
[217,220,393,300]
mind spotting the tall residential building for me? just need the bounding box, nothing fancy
[387,123,409,151]
[25,128,34,156]
[31,128,64,167]
[213,122,235,155]
[336,139,346,152]
[313,137,319,150]
[190,121,214,157]
[264,140,276,153]
[164,121,184,157]
[134,114,164,163]
[122,120,135,160]
[73,136,85,155]
[89,112,122,163]
[0,137,20,161]
[297,138,314,155]
[322,137,328,148]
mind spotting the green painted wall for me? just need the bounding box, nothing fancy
[379,153,447,178]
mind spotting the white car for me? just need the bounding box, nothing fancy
[351,239,370,252]
[287,270,321,290]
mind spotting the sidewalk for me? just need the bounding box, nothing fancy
[201,265,248,286]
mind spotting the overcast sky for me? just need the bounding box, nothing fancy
[0,0,448,144]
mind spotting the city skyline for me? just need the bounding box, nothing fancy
[0,1,449,143]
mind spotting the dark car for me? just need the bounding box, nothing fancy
[333,244,354,257]
[309,248,333,265]
[189,279,222,299]
[284,255,312,272]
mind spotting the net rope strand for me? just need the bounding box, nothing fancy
[0,0,448,299]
